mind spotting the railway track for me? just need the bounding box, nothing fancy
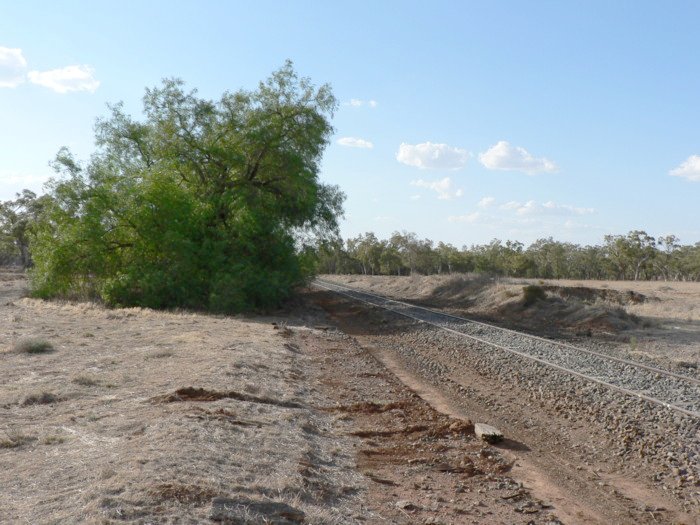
[313,279,700,420]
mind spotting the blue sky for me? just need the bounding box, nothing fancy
[1,1,698,247]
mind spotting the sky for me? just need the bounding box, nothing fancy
[1,0,699,247]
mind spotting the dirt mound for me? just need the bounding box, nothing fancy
[322,275,643,335]
[419,277,642,334]
[496,295,640,335]
[425,274,493,306]
[543,285,651,305]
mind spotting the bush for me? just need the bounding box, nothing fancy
[28,62,343,313]
[22,392,61,405]
[522,285,546,307]
[13,337,55,354]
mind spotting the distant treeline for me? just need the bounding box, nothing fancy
[315,231,700,281]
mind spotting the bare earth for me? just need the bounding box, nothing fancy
[2,268,699,523]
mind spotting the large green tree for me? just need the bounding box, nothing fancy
[30,62,344,311]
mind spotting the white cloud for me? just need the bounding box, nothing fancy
[0,169,52,200]
[410,177,463,200]
[498,199,594,216]
[479,140,557,174]
[397,142,469,170]
[477,196,495,208]
[0,48,99,94]
[345,98,378,108]
[409,194,421,201]
[448,212,481,223]
[28,64,100,93]
[669,155,700,182]
[0,171,50,186]
[500,201,521,210]
[337,136,373,149]
[0,47,27,88]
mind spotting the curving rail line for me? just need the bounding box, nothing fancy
[313,279,700,420]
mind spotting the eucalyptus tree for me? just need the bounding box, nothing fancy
[0,190,51,267]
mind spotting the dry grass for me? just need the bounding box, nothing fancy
[40,434,67,445]
[71,374,100,387]
[0,428,36,449]
[0,269,365,523]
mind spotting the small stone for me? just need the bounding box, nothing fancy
[475,423,503,444]
[395,500,421,511]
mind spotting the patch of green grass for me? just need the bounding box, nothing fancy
[13,337,55,354]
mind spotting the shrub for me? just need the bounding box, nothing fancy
[22,392,61,405]
[13,337,54,354]
[522,285,546,307]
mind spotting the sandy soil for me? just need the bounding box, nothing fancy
[322,274,700,372]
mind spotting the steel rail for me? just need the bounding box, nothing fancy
[314,279,700,420]
[315,279,700,385]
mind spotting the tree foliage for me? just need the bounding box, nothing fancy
[29,62,344,311]
[0,190,51,267]
[316,230,700,282]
